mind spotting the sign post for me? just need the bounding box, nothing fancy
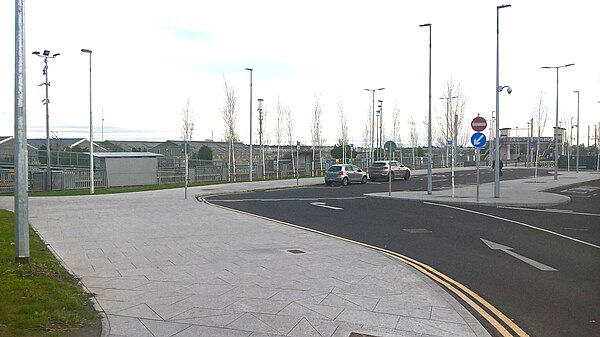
[471,116,488,203]
[384,141,397,196]
[296,141,300,185]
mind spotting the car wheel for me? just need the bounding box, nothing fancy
[342,177,349,186]
[390,172,395,180]
[361,176,367,184]
[369,177,377,182]
[325,181,332,186]
[404,171,410,180]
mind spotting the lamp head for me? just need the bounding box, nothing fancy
[81,49,92,54]
[507,87,512,94]
[32,51,40,55]
[419,23,431,27]
[42,50,50,56]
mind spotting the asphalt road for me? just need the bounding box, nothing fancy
[206,169,600,337]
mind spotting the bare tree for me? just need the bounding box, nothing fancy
[221,77,238,182]
[534,91,548,177]
[337,98,349,163]
[391,103,402,161]
[286,107,295,178]
[275,97,285,179]
[438,78,467,166]
[310,94,325,175]
[409,115,419,169]
[181,98,195,143]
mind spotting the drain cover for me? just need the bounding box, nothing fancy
[349,333,379,337]
[287,249,306,254]
[403,228,432,234]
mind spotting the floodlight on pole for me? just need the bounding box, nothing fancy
[541,63,574,180]
[81,49,94,194]
[494,3,511,198]
[364,88,385,166]
[32,49,60,192]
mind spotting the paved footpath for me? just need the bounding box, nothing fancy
[2,169,596,337]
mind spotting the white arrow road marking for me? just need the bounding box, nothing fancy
[481,238,558,271]
[473,134,485,146]
[310,202,343,210]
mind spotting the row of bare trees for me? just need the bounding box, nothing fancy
[181,77,560,177]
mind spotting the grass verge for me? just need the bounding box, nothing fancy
[0,210,99,337]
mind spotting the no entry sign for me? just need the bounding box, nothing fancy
[471,116,487,132]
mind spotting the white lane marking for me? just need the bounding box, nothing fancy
[424,202,600,250]
[481,238,558,271]
[310,202,343,210]
[215,196,366,203]
[498,206,600,217]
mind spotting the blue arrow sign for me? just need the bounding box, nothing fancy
[471,132,487,148]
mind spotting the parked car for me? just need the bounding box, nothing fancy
[325,164,368,186]
[368,160,410,181]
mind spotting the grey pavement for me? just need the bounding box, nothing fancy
[1,168,597,337]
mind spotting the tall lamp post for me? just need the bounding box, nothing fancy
[419,23,432,195]
[541,63,574,180]
[573,90,579,173]
[245,68,253,181]
[495,3,511,198]
[32,49,60,191]
[364,88,385,166]
[81,49,94,194]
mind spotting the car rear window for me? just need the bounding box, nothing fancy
[328,166,341,172]
[372,162,387,167]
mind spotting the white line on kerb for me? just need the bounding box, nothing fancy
[424,202,600,250]
[214,196,367,203]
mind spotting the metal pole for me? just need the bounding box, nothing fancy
[452,114,457,198]
[419,23,433,195]
[14,0,29,263]
[81,49,94,194]
[568,117,573,172]
[184,144,188,199]
[44,58,51,191]
[495,4,510,198]
[554,68,559,180]
[574,91,579,173]
[372,90,375,163]
[476,148,480,203]
[245,68,253,181]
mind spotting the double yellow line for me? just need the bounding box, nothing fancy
[201,196,529,337]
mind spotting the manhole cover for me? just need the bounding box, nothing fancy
[287,249,306,254]
[403,228,432,234]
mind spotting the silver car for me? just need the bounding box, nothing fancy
[325,164,368,186]
[368,160,411,181]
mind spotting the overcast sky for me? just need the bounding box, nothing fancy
[1,0,599,147]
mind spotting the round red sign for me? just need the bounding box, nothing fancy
[471,116,487,132]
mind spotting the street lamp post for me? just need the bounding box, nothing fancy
[364,88,385,166]
[495,3,510,198]
[32,49,60,191]
[541,63,574,180]
[573,91,579,173]
[419,23,433,195]
[81,49,94,194]
[245,68,253,181]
